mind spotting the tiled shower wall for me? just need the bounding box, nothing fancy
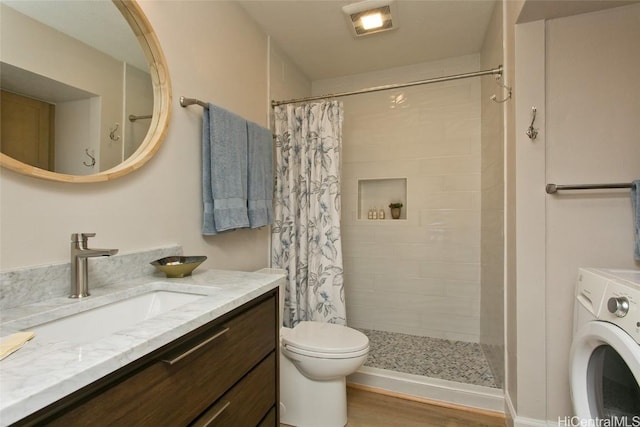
[313,54,482,342]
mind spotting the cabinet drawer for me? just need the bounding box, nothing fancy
[191,352,276,427]
[46,294,276,426]
[258,408,277,427]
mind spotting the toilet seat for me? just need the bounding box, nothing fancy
[283,343,369,359]
[282,321,369,357]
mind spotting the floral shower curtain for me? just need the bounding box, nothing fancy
[272,101,346,327]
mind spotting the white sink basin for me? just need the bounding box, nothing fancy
[28,291,205,343]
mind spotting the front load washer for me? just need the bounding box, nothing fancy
[570,268,640,420]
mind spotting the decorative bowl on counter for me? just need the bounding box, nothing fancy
[150,256,207,278]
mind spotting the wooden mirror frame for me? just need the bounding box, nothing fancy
[0,0,171,183]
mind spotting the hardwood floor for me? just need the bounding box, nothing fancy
[281,385,506,427]
[345,386,505,427]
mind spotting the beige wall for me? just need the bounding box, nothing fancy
[480,0,505,388]
[515,18,548,423]
[504,0,524,423]
[314,55,484,342]
[55,98,100,175]
[124,64,154,160]
[268,41,311,111]
[0,1,272,273]
[512,2,640,423]
[544,4,640,419]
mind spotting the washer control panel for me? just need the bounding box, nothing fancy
[577,268,640,344]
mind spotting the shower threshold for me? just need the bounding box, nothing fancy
[348,366,504,414]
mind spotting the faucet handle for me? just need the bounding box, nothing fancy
[71,233,96,243]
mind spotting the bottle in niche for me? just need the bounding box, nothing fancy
[367,209,373,220]
[372,208,378,220]
[379,209,385,220]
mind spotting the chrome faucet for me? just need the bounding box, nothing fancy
[70,233,118,298]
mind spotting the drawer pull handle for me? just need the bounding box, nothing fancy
[162,327,230,365]
[197,401,231,427]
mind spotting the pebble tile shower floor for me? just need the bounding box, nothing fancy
[358,329,498,388]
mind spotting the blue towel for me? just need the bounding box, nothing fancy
[246,121,274,228]
[632,179,640,260]
[202,104,250,235]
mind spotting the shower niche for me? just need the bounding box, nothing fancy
[357,178,407,221]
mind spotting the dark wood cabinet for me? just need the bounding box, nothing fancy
[16,290,279,427]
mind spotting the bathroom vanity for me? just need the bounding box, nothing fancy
[0,268,282,426]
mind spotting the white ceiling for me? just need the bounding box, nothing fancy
[237,0,498,81]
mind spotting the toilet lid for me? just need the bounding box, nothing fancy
[282,321,369,354]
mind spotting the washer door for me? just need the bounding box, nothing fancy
[570,321,640,419]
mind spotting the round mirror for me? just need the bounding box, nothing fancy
[0,0,170,183]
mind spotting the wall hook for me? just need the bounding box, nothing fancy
[490,74,512,103]
[526,107,539,140]
[109,123,120,142]
[83,148,96,168]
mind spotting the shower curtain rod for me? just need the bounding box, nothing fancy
[271,66,503,107]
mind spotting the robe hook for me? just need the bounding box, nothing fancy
[490,74,512,103]
[526,107,538,140]
[83,148,96,167]
[109,123,120,142]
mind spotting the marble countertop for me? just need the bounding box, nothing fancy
[0,269,283,426]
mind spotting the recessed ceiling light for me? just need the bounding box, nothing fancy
[342,0,399,37]
[361,12,383,30]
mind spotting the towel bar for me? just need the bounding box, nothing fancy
[546,183,633,194]
[180,96,208,108]
[129,114,152,122]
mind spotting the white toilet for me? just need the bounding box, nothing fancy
[278,285,369,426]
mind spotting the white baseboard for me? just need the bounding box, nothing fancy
[505,392,550,427]
[348,366,505,413]
[514,416,552,427]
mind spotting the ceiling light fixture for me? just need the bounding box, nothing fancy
[342,0,399,37]
[360,12,383,30]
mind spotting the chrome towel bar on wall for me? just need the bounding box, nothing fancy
[180,96,208,108]
[546,183,633,194]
